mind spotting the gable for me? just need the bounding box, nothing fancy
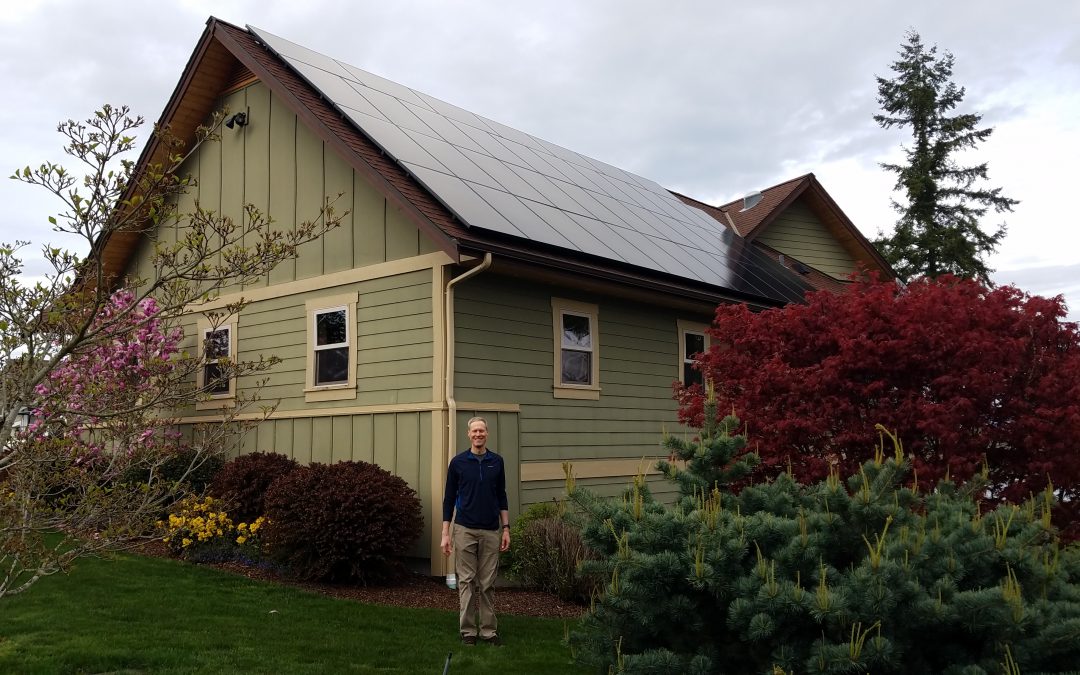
[123,80,444,287]
[754,198,859,279]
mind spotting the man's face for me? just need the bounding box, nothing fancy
[469,422,488,450]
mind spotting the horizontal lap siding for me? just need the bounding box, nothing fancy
[455,276,696,470]
[755,201,857,278]
[176,268,433,414]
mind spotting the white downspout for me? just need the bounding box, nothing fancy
[444,252,492,458]
[441,252,491,584]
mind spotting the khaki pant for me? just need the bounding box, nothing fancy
[452,524,500,639]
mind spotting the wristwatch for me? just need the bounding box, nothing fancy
[501,525,510,530]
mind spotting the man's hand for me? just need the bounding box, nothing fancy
[441,533,452,557]
[500,527,510,552]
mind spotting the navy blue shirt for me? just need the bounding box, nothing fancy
[443,449,508,530]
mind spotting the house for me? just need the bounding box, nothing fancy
[675,175,892,293]
[107,17,894,574]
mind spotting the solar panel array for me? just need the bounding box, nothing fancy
[249,26,813,304]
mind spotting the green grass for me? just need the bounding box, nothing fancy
[0,553,586,674]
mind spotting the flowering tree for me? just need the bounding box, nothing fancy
[676,276,1080,528]
[0,105,343,598]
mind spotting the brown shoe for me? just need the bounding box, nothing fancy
[461,635,477,646]
[481,635,503,647]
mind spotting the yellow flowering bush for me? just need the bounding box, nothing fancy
[158,495,234,558]
[158,496,271,562]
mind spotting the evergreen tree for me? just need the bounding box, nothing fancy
[874,30,1017,283]
[566,389,1080,674]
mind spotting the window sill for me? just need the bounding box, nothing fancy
[553,385,601,400]
[304,385,357,403]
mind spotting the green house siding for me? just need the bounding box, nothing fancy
[176,269,434,414]
[124,81,436,291]
[453,275,697,510]
[755,200,858,278]
[235,410,433,557]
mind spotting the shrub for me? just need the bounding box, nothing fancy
[158,495,268,564]
[568,393,1080,674]
[500,501,560,573]
[515,517,598,602]
[262,461,423,584]
[210,451,299,523]
[159,495,234,560]
[502,501,597,602]
[122,444,225,499]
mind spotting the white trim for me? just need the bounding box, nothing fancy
[304,292,358,402]
[677,319,710,386]
[196,316,237,411]
[551,297,600,399]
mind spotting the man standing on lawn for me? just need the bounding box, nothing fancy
[441,416,510,646]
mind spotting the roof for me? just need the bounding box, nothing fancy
[105,18,819,309]
[708,174,893,277]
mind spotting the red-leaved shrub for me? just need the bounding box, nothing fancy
[262,461,423,583]
[209,452,299,524]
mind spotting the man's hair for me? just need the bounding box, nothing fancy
[467,416,488,429]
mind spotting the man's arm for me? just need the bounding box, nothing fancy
[441,458,458,557]
[499,509,510,552]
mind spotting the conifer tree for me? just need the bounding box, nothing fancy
[874,30,1017,283]
[566,396,1080,673]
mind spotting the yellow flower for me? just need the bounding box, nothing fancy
[237,522,248,531]
[236,535,248,545]
[181,538,192,547]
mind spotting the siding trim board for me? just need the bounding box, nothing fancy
[521,457,685,482]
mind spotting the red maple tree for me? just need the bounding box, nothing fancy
[677,276,1080,521]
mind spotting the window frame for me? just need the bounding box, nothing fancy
[677,319,710,388]
[305,292,358,402]
[551,297,600,400]
[196,317,237,410]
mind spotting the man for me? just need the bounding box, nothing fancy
[441,416,510,646]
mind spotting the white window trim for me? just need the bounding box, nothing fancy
[677,319,710,387]
[305,292,358,402]
[196,316,237,411]
[551,297,600,400]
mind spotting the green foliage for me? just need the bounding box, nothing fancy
[503,501,599,602]
[501,501,560,573]
[209,451,299,523]
[874,30,1017,283]
[567,392,1080,674]
[263,460,423,584]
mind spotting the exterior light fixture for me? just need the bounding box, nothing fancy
[224,111,248,129]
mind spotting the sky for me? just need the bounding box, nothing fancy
[1,0,1077,320]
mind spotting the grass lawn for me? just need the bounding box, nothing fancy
[0,552,587,674]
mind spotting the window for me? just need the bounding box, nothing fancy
[677,320,710,388]
[314,307,349,386]
[551,298,600,399]
[305,292,358,402]
[196,317,236,410]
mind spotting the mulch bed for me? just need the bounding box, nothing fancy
[135,541,586,620]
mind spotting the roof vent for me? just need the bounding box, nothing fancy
[740,191,763,212]
[793,261,811,275]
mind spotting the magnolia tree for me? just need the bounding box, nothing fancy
[0,105,342,597]
[676,276,1080,531]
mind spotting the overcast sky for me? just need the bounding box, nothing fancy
[1,0,1077,320]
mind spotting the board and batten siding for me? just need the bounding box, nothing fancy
[126,81,439,290]
[453,275,700,509]
[754,200,858,279]
[230,410,434,558]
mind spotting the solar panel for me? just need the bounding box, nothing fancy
[248,25,814,305]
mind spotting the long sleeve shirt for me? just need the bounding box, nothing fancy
[442,449,508,530]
